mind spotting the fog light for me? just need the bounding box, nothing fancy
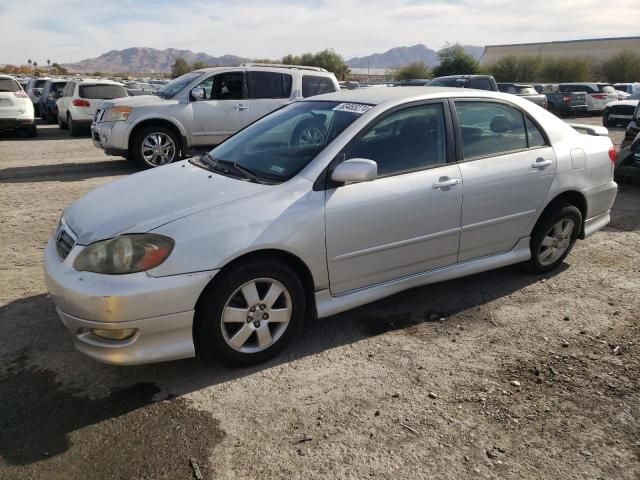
[92,328,137,340]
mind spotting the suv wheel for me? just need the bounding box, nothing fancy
[58,113,68,130]
[132,126,180,168]
[602,110,616,128]
[194,260,305,367]
[525,204,582,273]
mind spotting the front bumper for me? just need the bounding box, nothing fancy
[92,120,131,157]
[43,235,218,365]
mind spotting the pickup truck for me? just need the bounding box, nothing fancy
[497,83,547,109]
[533,84,588,117]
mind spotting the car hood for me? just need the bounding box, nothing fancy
[64,161,270,245]
[99,95,174,109]
[605,99,639,108]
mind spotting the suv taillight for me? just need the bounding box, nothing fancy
[72,99,90,107]
[14,91,28,98]
[592,94,606,100]
[562,95,571,102]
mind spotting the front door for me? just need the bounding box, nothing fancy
[452,100,556,262]
[325,102,463,295]
[190,71,249,146]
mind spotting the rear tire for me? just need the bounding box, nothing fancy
[22,124,37,138]
[69,115,81,137]
[58,113,68,130]
[194,260,306,367]
[525,204,582,274]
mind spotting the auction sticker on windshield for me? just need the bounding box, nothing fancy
[332,103,373,114]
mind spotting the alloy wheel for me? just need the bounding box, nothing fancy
[537,219,575,266]
[220,278,292,353]
[141,132,176,166]
[298,126,325,147]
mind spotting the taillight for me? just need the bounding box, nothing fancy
[592,94,606,100]
[72,99,91,107]
[562,95,571,102]
[14,90,28,98]
[609,146,616,165]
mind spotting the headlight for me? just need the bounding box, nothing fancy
[104,106,132,122]
[73,234,174,274]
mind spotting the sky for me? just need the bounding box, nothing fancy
[0,0,638,65]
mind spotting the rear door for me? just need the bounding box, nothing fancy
[453,99,556,261]
[57,82,74,118]
[246,71,293,121]
[190,70,248,146]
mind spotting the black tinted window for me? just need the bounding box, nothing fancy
[247,72,292,99]
[0,78,20,92]
[302,76,336,97]
[345,103,447,176]
[213,72,244,100]
[80,84,127,99]
[427,78,464,87]
[51,82,67,93]
[467,78,493,91]
[526,117,547,148]
[455,101,527,158]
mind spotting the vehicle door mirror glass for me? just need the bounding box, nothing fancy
[191,87,206,101]
[331,159,378,184]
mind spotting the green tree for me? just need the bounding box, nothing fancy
[282,49,350,80]
[171,58,191,78]
[601,50,640,83]
[192,61,209,70]
[395,61,432,81]
[538,56,592,82]
[484,55,540,82]
[51,63,68,75]
[432,43,478,77]
[91,71,104,77]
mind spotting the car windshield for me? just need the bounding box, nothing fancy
[156,72,201,98]
[195,101,370,183]
[80,84,127,99]
[0,78,20,92]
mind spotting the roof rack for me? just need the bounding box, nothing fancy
[239,62,328,73]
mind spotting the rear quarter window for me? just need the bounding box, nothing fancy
[80,84,127,99]
[302,76,337,97]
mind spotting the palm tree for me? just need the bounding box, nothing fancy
[47,59,51,71]
[27,59,32,70]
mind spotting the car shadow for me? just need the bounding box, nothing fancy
[0,159,137,183]
[0,262,566,466]
[0,123,91,141]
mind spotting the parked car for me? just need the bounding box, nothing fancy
[25,77,50,117]
[37,79,68,124]
[426,75,498,91]
[0,74,36,137]
[91,64,340,168]
[559,83,618,113]
[613,82,640,95]
[57,79,128,136]
[620,101,640,150]
[497,83,547,109]
[44,87,617,366]
[395,79,431,86]
[602,92,640,127]
[615,129,640,180]
[533,84,588,117]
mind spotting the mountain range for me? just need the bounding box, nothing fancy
[61,44,485,73]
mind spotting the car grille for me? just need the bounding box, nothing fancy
[56,227,76,260]
[610,105,635,116]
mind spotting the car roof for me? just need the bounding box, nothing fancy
[305,86,502,106]
[75,79,124,85]
[191,65,335,76]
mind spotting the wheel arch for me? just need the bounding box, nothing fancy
[534,190,588,239]
[128,118,187,157]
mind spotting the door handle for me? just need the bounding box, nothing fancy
[532,158,553,169]
[432,178,460,189]
[233,104,248,111]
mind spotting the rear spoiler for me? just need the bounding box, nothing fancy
[568,123,609,136]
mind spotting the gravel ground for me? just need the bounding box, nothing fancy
[0,119,638,479]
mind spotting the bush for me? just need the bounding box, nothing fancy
[395,62,432,81]
[601,50,640,83]
[537,56,592,83]
[484,55,540,82]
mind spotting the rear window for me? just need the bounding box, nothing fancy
[598,85,616,93]
[51,82,67,93]
[34,79,47,88]
[79,84,127,99]
[427,78,465,87]
[0,78,20,92]
[515,86,537,95]
[302,76,337,98]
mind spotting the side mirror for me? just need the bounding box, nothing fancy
[331,158,378,184]
[191,87,206,101]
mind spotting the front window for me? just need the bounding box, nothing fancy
[156,72,202,98]
[80,84,127,99]
[197,101,368,182]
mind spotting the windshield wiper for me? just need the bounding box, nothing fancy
[215,158,261,183]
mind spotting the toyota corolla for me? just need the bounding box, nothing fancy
[44,88,618,366]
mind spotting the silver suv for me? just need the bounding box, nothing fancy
[91,64,339,168]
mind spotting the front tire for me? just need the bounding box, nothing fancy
[132,125,180,169]
[525,204,582,273]
[194,260,306,367]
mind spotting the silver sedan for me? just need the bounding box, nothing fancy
[44,87,618,366]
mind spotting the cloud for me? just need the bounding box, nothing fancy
[0,0,638,65]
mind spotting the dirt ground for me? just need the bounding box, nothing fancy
[0,118,638,480]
